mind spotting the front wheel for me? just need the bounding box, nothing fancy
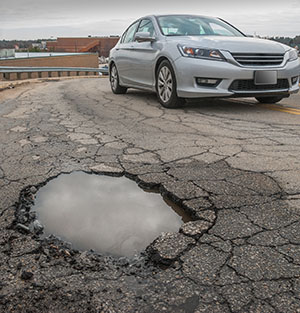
[110,64,127,94]
[255,96,284,104]
[156,60,185,108]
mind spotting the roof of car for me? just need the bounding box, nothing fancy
[153,14,215,19]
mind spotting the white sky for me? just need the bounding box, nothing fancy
[0,0,299,39]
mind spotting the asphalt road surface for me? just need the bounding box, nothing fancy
[1,77,300,313]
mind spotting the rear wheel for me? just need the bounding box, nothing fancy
[110,64,127,94]
[255,96,284,104]
[156,60,185,108]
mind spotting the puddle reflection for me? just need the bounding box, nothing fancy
[34,172,186,257]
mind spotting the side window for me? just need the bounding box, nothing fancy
[120,30,128,43]
[123,21,139,43]
[137,19,155,36]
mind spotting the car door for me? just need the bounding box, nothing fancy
[115,21,140,85]
[128,19,159,89]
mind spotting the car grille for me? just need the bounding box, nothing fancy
[229,79,289,92]
[231,53,284,66]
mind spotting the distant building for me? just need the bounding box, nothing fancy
[32,43,42,49]
[0,49,15,58]
[46,37,120,57]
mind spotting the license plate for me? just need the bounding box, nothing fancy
[254,71,277,85]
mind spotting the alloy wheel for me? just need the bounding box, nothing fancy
[158,66,173,103]
[110,66,118,91]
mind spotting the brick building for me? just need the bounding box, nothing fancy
[47,37,119,57]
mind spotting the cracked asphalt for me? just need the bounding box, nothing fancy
[1,77,300,312]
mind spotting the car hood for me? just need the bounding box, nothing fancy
[166,36,290,54]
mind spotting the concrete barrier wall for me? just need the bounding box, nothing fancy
[0,53,98,68]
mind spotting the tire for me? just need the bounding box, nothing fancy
[110,63,127,94]
[156,60,185,108]
[255,96,284,104]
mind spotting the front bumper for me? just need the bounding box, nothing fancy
[174,56,300,98]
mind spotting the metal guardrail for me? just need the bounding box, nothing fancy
[0,66,109,80]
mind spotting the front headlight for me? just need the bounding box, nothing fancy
[288,49,298,62]
[178,45,226,61]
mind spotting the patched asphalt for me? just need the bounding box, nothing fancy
[1,78,300,312]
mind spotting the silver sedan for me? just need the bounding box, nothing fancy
[109,15,300,108]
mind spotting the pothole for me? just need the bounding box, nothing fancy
[27,171,190,257]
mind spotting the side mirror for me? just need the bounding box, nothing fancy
[135,32,156,43]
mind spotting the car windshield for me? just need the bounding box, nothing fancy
[157,15,244,37]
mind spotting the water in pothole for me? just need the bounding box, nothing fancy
[33,171,190,257]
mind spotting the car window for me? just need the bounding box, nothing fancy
[120,30,128,43]
[160,18,205,36]
[137,19,156,37]
[123,21,139,43]
[209,22,233,36]
[157,15,244,37]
